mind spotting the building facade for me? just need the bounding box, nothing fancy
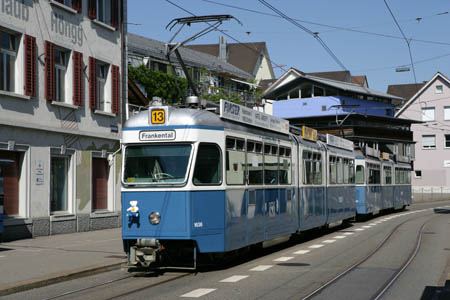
[0,0,127,241]
[394,72,450,201]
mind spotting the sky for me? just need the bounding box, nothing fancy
[127,0,450,93]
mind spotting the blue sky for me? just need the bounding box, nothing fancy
[128,0,450,92]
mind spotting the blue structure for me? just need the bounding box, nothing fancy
[273,96,395,119]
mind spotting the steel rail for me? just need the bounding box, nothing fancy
[299,210,441,300]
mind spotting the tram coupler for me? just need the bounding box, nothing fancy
[128,238,161,267]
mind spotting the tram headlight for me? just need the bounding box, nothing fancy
[149,212,161,225]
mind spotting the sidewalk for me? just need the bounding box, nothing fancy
[0,228,125,297]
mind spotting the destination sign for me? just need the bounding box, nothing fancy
[139,130,175,141]
[220,100,289,134]
[326,134,354,151]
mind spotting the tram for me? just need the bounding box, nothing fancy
[121,99,359,268]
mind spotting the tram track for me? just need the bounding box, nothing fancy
[299,209,447,300]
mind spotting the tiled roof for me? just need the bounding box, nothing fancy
[186,42,267,76]
[259,79,277,92]
[387,83,426,100]
[351,75,367,86]
[127,33,252,79]
[305,71,352,83]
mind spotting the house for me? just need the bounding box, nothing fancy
[259,68,416,166]
[394,72,450,201]
[185,37,275,83]
[0,0,127,241]
[127,33,255,106]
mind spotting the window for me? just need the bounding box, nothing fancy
[264,144,278,185]
[446,135,450,148]
[89,57,120,114]
[0,151,20,215]
[92,157,108,211]
[193,143,222,185]
[329,156,337,184]
[422,135,436,149]
[367,163,381,184]
[303,151,322,185]
[435,85,443,94]
[384,166,392,184]
[55,48,68,102]
[279,147,292,185]
[444,107,450,121]
[414,170,422,178]
[247,141,263,185]
[421,107,435,121]
[355,165,364,184]
[89,0,120,29]
[0,31,17,92]
[226,137,245,185]
[51,156,70,213]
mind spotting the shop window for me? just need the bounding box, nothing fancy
[51,156,70,213]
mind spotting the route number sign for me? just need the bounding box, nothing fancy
[151,109,165,124]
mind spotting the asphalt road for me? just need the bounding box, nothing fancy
[5,201,450,300]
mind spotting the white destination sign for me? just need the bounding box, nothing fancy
[139,130,176,141]
[326,134,354,151]
[220,99,289,134]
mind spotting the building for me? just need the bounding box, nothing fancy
[394,72,450,201]
[260,69,416,168]
[185,37,275,83]
[127,33,255,109]
[0,0,127,241]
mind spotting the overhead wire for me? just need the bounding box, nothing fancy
[200,0,450,47]
[164,0,289,73]
[257,0,347,71]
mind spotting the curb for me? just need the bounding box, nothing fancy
[0,260,126,297]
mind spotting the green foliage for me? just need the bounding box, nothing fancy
[128,65,188,104]
[201,87,241,104]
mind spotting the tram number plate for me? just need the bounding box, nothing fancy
[151,109,165,124]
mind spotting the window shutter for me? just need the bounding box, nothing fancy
[111,65,120,114]
[111,0,119,29]
[88,0,96,19]
[72,0,82,13]
[89,56,97,110]
[45,41,55,101]
[72,51,84,106]
[24,35,36,97]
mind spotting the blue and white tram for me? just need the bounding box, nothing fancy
[121,101,299,267]
[393,162,412,209]
[355,151,382,215]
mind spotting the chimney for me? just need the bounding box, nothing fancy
[219,36,227,61]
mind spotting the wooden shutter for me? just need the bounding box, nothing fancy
[0,151,19,216]
[72,51,83,106]
[111,0,119,29]
[72,0,82,13]
[88,0,96,19]
[92,157,108,210]
[89,56,97,110]
[111,65,120,114]
[44,41,55,101]
[24,35,36,98]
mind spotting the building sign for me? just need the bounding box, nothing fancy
[220,99,289,134]
[139,130,175,141]
[1,0,30,22]
[326,134,354,151]
[35,160,44,185]
[51,13,83,46]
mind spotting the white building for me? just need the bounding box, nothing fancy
[0,0,127,240]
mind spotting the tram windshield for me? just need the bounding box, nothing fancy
[123,144,192,184]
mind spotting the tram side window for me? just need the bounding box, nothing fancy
[226,137,245,185]
[368,164,381,184]
[279,147,292,184]
[384,166,392,184]
[247,141,263,185]
[355,165,364,184]
[303,151,313,184]
[343,159,349,184]
[193,143,222,185]
[264,144,278,185]
[329,156,337,184]
[349,159,355,184]
[337,157,344,184]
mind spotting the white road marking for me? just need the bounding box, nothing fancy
[220,275,248,283]
[334,235,347,239]
[250,265,273,271]
[181,288,216,298]
[322,240,336,244]
[343,232,354,236]
[309,244,324,249]
[274,256,294,262]
[362,226,372,228]
[369,223,377,226]
[355,228,365,231]
[293,250,311,255]
[0,255,5,258]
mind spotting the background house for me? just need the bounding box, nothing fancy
[0,0,127,241]
[127,33,256,109]
[394,72,450,201]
